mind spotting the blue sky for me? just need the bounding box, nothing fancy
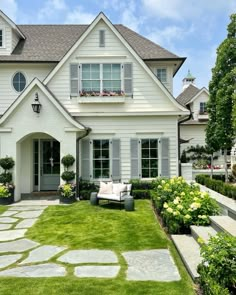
[1,0,235,96]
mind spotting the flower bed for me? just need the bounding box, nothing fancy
[152,177,220,234]
[195,174,236,200]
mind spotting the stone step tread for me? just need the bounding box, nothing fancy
[210,216,236,236]
[171,235,202,280]
[190,225,217,244]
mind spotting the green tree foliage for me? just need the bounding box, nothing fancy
[206,14,236,182]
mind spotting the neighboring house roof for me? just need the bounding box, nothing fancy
[0,10,25,39]
[176,84,201,106]
[0,24,183,63]
[181,119,208,125]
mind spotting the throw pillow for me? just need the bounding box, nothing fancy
[99,181,113,194]
[113,183,127,197]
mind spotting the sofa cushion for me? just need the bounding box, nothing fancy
[112,183,127,197]
[97,193,122,201]
[98,181,113,194]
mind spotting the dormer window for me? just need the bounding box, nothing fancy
[199,102,207,114]
[0,28,4,48]
[156,68,167,83]
[99,30,105,47]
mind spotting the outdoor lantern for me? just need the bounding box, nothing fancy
[31,92,42,113]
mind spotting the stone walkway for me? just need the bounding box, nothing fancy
[0,203,181,281]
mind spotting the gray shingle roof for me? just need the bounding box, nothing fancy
[176,84,200,106]
[0,24,183,62]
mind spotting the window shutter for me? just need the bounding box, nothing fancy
[99,30,105,47]
[81,139,90,180]
[160,138,169,178]
[112,139,120,181]
[124,63,133,97]
[130,139,140,179]
[70,64,79,96]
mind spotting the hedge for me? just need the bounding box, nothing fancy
[195,174,236,200]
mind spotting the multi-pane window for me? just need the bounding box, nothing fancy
[156,68,167,83]
[12,72,26,92]
[141,139,158,178]
[81,64,121,95]
[93,140,110,179]
[199,102,207,114]
[0,29,2,47]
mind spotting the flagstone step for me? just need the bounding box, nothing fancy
[171,235,202,280]
[210,216,236,236]
[190,225,217,244]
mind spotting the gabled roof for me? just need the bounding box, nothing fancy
[0,16,184,64]
[0,78,86,130]
[0,10,25,40]
[176,84,201,106]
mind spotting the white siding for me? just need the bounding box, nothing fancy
[11,30,19,52]
[191,91,209,120]
[180,124,206,153]
[0,17,11,55]
[79,115,179,180]
[0,63,56,114]
[48,19,180,114]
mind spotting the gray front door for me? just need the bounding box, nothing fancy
[40,140,60,190]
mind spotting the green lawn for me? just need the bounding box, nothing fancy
[0,200,196,295]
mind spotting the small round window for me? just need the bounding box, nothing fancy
[12,72,26,92]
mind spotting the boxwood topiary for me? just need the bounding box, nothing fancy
[0,157,15,172]
[61,154,75,169]
[0,173,12,184]
[61,171,75,182]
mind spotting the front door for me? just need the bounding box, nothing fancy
[40,140,60,190]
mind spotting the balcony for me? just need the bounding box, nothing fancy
[198,111,208,120]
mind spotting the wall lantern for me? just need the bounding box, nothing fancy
[31,92,42,114]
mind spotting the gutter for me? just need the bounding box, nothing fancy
[178,105,192,176]
[76,127,91,198]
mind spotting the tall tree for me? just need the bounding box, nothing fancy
[206,14,236,182]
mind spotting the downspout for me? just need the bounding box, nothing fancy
[178,105,193,176]
[76,127,91,198]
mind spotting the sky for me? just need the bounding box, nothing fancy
[1,0,235,96]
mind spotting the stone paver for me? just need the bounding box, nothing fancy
[15,218,38,229]
[9,206,48,211]
[0,224,12,231]
[74,266,120,278]
[58,250,118,264]
[0,263,66,277]
[0,211,19,217]
[0,239,39,253]
[20,245,66,264]
[14,210,43,219]
[0,229,27,242]
[0,254,22,269]
[0,217,18,224]
[122,249,181,281]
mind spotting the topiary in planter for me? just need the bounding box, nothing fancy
[61,171,75,182]
[0,172,12,184]
[61,154,75,169]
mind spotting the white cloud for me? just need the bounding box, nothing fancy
[64,6,96,24]
[141,0,236,21]
[37,0,67,21]
[0,0,18,21]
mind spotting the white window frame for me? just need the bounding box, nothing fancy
[12,71,27,93]
[199,102,207,114]
[91,139,112,180]
[80,63,124,96]
[156,68,167,83]
[0,26,5,48]
[140,138,159,179]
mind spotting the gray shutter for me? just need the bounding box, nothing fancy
[99,30,105,47]
[81,139,91,180]
[160,138,169,178]
[124,63,133,97]
[112,139,120,181]
[130,139,140,179]
[70,64,79,96]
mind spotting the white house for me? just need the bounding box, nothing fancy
[0,10,189,201]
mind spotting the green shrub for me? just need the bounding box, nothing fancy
[0,157,15,171]
[129,179,155,190]
[131,189,151,199]
[198,233,236,295]
[61,171,75,182]
[195,174,236,200]
[151,177,220,234]
[61,154,75,168]
[0,172,12,184]
[79,190,96,200]
[79,181,98,191]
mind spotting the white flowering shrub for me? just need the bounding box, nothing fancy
[152,177,220,234]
